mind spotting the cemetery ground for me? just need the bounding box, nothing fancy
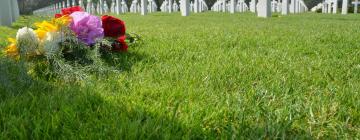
[0,12,360,139]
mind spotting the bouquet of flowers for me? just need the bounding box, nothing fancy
[2,6,140,81]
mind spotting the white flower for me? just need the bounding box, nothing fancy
[16,27,40,55]
[16,27,39,44]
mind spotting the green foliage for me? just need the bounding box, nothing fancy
[0,59,33,95]
[28,38,121,82]
[1,13,360,139]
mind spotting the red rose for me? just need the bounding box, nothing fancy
[62,6,83,15]
[55,6,83,18]
[112,35,128,52]
[55,14,63,18]
[101,15,126,38]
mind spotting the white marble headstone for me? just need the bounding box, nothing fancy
[141,0,148,15]
[0,0,19,26]
[181,0,190,16]
[282,0,289,15]
[257,0,271,17]
[342,0,348,14]
[355,0,359,14]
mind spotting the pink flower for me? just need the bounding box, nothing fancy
[69,12,104,45]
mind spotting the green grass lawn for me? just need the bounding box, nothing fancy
[1,12,360,139]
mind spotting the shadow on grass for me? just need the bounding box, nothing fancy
[0,58,206,139]
[0,87,206,139]
[0,58,41,98]
[0,58,316,139]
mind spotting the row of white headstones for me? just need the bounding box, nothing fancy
[211,0,307,16]
[33,0,128,16]
[33,0,309,17]
[211,0,249,12]
[30,0,188,16]
[164,0,208,12]
[311,0,358,14]
[33,0,195,16]
[33,0,307,18]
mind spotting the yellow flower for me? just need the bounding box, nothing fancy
[4,38,19,58]
[34,21,58,32]
[34,21,58,41]
[53,15,72,27]
[33,16,71,41]
[34,29,47,40]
